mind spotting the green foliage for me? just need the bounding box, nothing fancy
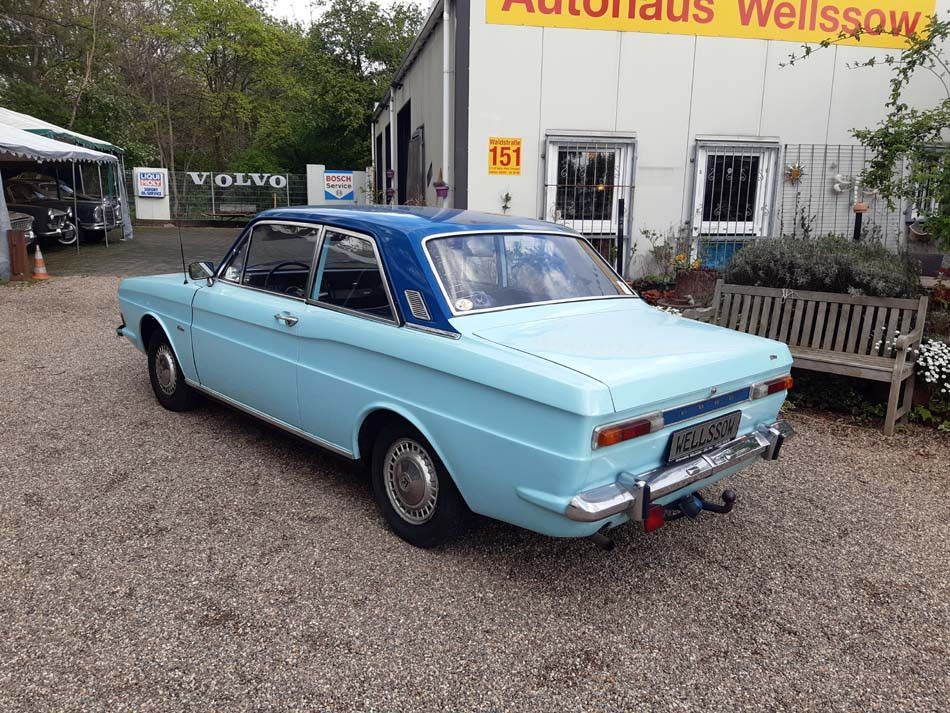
[725,236,920,297]
[0,0,424,172]
[788,373,886,419]
[909,398,950,431]
[784,16,950,250]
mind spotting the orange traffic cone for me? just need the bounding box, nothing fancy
[32,245,50,280]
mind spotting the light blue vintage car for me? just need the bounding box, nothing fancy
[117,207,794,548]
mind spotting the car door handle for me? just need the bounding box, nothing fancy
[274,311,299,327]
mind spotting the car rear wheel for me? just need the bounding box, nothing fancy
[371,423,468,548]
[147,331,198,412]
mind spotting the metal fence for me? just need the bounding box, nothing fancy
[777,144,906,250]
[697,143,910,269]
[125,171,309,222]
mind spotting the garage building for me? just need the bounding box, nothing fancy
[371,0,946,274]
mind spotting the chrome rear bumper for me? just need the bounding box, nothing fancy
[565,420,794,523]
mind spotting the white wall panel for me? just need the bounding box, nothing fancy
[466,22,544,217]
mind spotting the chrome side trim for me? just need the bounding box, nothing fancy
[565,420,794,523]
[185,379,355,459]
[405,323,461,339]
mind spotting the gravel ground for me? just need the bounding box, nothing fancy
[1,276,949,712]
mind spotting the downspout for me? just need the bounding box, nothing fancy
[370,116,376,204]
[442,0,452,208]
[389,91,396,205]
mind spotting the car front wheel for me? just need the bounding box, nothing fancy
[147,331,198,412]
[371,423,468,548]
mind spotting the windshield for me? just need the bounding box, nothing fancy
[426,233,632,314]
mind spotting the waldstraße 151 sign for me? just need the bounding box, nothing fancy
[487,0,933,49]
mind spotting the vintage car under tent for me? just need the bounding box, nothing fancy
[0,107,132,239]
[0,122,118,280]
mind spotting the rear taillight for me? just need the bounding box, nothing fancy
[643,505,665,533]
[751,374,793,399]
[592,411,664,449]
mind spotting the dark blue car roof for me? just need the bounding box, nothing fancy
[241,206,579,334]
[255,205,576,241]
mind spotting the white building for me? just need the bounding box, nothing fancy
[371,0,943,274]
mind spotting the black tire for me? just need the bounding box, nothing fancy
[147,331,198,412]
[371,422,468,548]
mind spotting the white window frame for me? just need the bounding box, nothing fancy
[691,138,780,238]
[543,134,636,236]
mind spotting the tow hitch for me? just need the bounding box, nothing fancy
[667,489,737,521]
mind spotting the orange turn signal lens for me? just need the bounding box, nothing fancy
[766,374,794,395]
[751,374,794,399]
[592,412,664,449]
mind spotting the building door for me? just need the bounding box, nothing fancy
[543,135,636,272]
[397,101,412,205]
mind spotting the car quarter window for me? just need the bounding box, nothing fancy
[311,230,395,322]
[222,222,321,299]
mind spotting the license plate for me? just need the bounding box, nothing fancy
[666,411,742,463]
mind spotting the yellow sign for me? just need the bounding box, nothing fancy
[489,137,523,175]
[487,0,933,49]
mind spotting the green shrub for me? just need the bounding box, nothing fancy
[725,237,920,298]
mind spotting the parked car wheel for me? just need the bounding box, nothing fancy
[57,222,78,246]
[371,423,468,548]
[147,332,198,412]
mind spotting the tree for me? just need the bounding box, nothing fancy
[786,16,950,250]
[0,0,423,171]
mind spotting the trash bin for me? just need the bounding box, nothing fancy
[6,229,29,281]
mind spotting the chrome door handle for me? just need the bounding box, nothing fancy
[274,312,299,327]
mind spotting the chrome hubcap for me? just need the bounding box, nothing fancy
[154,345,177,396]
[384,438,439,524]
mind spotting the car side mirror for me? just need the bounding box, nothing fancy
[188,261,215,284]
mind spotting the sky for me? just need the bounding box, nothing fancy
[265,0,416,27]
[265,0,318,26]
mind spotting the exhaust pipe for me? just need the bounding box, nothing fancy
[588,529,615,551]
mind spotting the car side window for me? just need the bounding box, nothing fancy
[225,223,321,298]
[311,231,395,322]
[219,234,250,283]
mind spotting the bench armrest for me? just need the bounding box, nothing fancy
[895,327,924,351]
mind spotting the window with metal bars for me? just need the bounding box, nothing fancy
[543,136,635,237]
[691,140,779,238]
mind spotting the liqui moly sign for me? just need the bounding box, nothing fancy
[188,172,288,189]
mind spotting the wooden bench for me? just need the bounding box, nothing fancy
[204,202,258,219]
[708,280,929,435]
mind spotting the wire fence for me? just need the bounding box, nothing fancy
[125,171,309,222]
[697,143,910,269]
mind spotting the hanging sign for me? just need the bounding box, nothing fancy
[487,0,934,49]
[324,170,355,200]
[135,170,166,198]
[488,137,523,176]
[187,172,287,189]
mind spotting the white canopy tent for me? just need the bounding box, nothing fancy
[0,124,117,280]
[0,107,133,244]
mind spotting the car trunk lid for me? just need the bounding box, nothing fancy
[469,299,791,413]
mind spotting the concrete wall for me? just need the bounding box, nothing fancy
[378,1,948,273]
[462,6,948,268]
[374,19,452,207]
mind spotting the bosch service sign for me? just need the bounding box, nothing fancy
[136,169,166,198]
[324,170,354,201]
